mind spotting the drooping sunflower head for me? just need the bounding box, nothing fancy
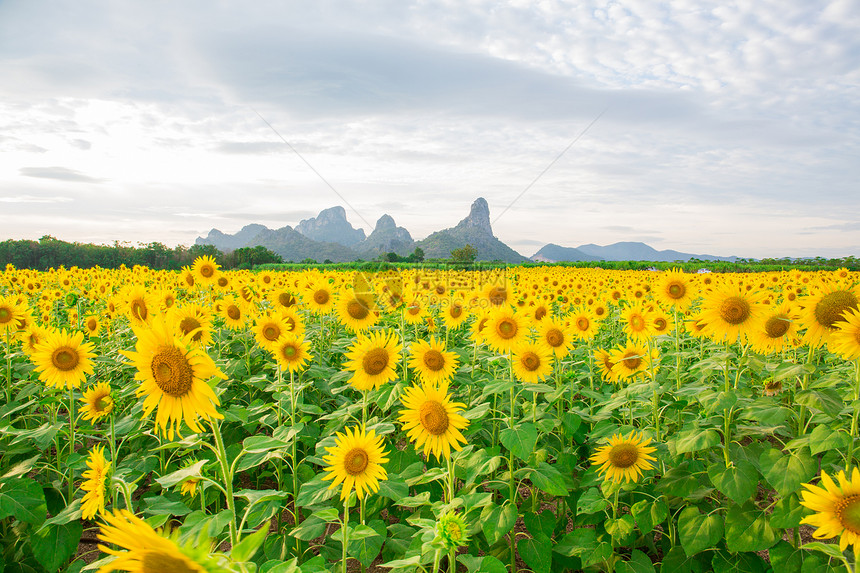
[408,337,460,385]
[590,431,657,484]
[344,330,403,391]
[321,425,389,500]
[398,381,469,461]
[81,444,110,520]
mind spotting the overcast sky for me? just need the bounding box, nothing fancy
[1,0,858,259]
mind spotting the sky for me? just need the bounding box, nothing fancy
[1,0,858,260]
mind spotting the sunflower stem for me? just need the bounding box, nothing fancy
[109,412,118,510]
[342,494,351,573]
[508,354,517,573]
[447,455,455,504]
[210,418,238,547]
[4,329,11,404]
[67,385,76,502]
[797,346,815,436]
[674,307,682,390]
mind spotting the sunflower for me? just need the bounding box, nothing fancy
[610,341,657,381]
[441,297,470,330]
[799,283,860,348]
[321,425,388,500]
[81,445,110,520]
[511,342,554,384]
[621,301,656,343]
[590,431,657,483]
[170,304,213,347]
[270,334,313,373]
[483,307,527,354]
[800,467,860,552]
[123,316,226,439]
[30,328,97,390]
[402,295,429,325]
[831,307,860,361]
[96,509,230,573]
[593,347,618,384]
[192,255,220,286]
[398,381,469,461]
[698,282,765,343]
[469,309,492,345]
[252,312,291,350]
[304,281,336,315]
[568,306,599,342]
[538,318,573,359]
[83,315,102,338]
[336,293,378,333]
[650,307,674,336]
[218,296,249,331]
[748,303,800,355]
[124,286,155,327]
[408,337,460,385]
[437,511,470,551]
[653,268,697,311]
[343,330,403,391]
[268,288,299,311]
[18,323,48,355]
[0,294,26,335]
[81,382,114,422]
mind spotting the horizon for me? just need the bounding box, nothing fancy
[1,1,858,260]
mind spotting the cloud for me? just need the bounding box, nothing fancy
[19,166,104,183]
[0,194,73,203]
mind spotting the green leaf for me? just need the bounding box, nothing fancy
[759,447,817,497]
[807,424,851,455]
[562,412,581,434]
[802,542,847,560]
[576,487,609,515]
[770,494,805,529]
[481,378,515,398]
[725,501,777,553]
[660,546,693,573]
[615,549,656,573]
[30,519,83,573]
[517,535,552,573]
[481,502,516,545]
[0,477,47,525]
[347,520,386,568]
[155,460,207,488]
[37,499,81,529]
[656,463,702,499]
[707,460,759,505]
[554,527,597,557]
[673,428,721,454]
[769,540,803,573]
[529,462,569,496]
[678,506,723,557]
[376,473,409,501]
[630,499,668,534]
[523,510,555,540]
[475,555,507,573]
[500,422,538,462]
[232,525,269,563]
[606,514,635,540]
[710,549,768,573]
[140,495,192,517]
[795,388,844,418]
[296,475,336,507]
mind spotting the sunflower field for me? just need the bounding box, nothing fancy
[1,259,860,573]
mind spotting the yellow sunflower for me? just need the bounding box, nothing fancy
[831,308,860,361]
[343,330,403,391]
[653,268,697,311]
[594,347,618,384]
[609,341,657,382]
[81,382,114,422]
[484,307,527,354]
[123,315,226,439]
[336,293,378,333]
[568,306,599,342]
[96,509,229,573]
[0,294,27,335]
[18,323,49,355]
[408,337,460,385]
[191,255,220,286]
[621,301,657,343]
[799,283,860,348]
[81,445,110,520]
[303,281,336,314]
[441,297,470,330]
[539,318,573,359]
[748,302,800,355]
[218,296,249,331]
[398,381,469,461]
[170,304,214,347]
[30,328,97,390]
[270,334,313,373]
[511,342,554,384]
[590,431,657,483]
[252,312,291,350]
[321,425,389,500]
[698,282,766,343]
[268,288,299,311]
[123,286,155,327]
[800,467,860,552]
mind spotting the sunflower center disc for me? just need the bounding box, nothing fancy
[87,318,98,331]
[765,316,790,338]
[668,283,684,298]
[51,347,79,371]
[225,305,241,320]
[347,300,370,320]
[522,352,540,372]
[141,550,199,573]
[655,318,667,331]
[407,305,421,316]
[836,495,860,534]
[263,325,280,341]
[345,448,369,475]
[535,307,547,320]
[489,287,507,306]
[719,296,750,325]
[420,401,449,435]
[151,346,194,397]
[179,317,201,338]
[363,348,389,376]
[577,318,590,331]
[282,345,298,360]
[497,319,517,339]
[279,293,296,307]
[0,308,10,324]
[423,350,445,371]
[608,443,639,468]
[96,396,113,411]
[436,285,446,295]
[815,290,859,329]
[131,299,148,321]
[546,329,564,347]
[449,305,463,318]
[200,265,214,278]
[622,353,642,370]
[217,277,228,287]
[313,289,330,305]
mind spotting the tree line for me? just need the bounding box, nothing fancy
[0,236,283,271]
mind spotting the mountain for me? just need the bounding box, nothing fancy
[414,198,527,263]
[530,241,738,262]
[294,206,366,247]
[251,226,359,262]
[531,243,602,263]
[357,214,414,257]
[197,224,268,252]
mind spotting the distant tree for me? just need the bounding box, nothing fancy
[450,244,477,263]
[384,252,399,262]
[407,247,425,262]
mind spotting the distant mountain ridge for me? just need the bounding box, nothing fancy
[196,199,738,263]
[531,241,738,263]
